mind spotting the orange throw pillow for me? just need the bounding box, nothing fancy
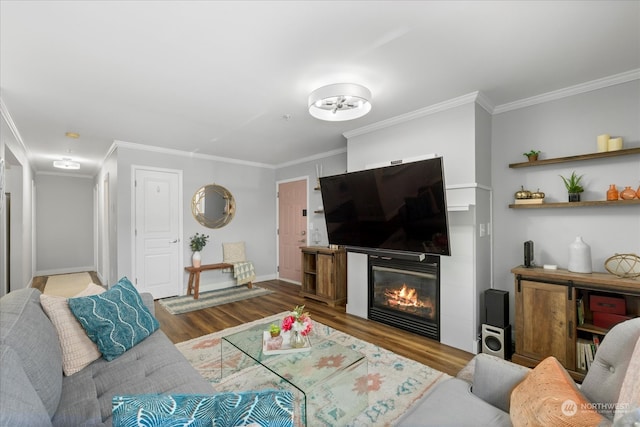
[510,356,604,427]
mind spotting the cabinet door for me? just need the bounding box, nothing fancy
[515,280,576,370]
[316,254,335,299]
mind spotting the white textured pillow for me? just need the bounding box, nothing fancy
[223,241,247,263]
[40,283,106,376]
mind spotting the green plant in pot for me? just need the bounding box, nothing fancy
[189,232,209,267]
[523,150,541,162]
[560,171,584,202]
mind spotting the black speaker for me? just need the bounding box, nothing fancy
[485,289,509,328]
[482,324,512,360]
[524,240,534,267]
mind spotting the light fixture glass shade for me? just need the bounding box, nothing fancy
[308,83,372,121]
[53,159,81,170]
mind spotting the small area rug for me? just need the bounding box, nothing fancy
[44,272,93,297]
[159,285,273,315]
[176,313,449,426]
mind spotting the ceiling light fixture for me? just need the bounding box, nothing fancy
[65,132,80,139]
[53,158,81,170]
[308,83,372,121]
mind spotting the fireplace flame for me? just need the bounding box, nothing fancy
[385,284,427,308]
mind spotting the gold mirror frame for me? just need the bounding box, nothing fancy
[191,184,236,229]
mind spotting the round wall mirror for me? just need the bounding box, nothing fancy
[191,184,235,228]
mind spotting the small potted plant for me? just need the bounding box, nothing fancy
[269,324,281,338]
[523,150,541,162]
[266,324,283,350]
[560,171,584,202]
[189,232,209,268]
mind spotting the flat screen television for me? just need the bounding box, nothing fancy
[319,157,451,257]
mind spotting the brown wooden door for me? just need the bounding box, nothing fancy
[278,179,307,283]
[515,279,576,370]
[316,253,335,299]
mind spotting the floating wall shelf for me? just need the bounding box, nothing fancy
[509,147,640,168]
[509,199,640,209]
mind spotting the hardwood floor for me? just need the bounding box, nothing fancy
[31,274,473,376]
[155,279,474,377]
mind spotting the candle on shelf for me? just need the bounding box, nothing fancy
[597,134,610,152]
[608,137,623,151]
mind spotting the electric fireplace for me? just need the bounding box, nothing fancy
[368,255,440,340]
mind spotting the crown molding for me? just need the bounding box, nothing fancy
[275,147,347,169]
[493,69,640,114]
[111,140,276,169]
[36,170,95,179]
[344,91,491,139]
[0,97,31,164]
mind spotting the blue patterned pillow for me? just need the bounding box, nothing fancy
[68,277,159,361]
[112,390,294,427]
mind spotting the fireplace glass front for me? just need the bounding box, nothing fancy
[368,257,440,340]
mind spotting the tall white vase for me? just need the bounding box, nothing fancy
[568,236,591,273]
[192,251,202,268]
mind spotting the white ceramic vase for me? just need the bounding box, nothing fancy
[568,236,591,273]
[192,251,202,268]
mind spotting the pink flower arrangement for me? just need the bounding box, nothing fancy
[281,305,313,336]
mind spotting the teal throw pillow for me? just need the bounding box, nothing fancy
[112,390,294,427]
[68,277,159,361]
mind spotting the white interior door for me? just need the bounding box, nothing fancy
[134,167,182,299]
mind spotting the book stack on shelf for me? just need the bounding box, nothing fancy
[576,336,599,371]
[576,294,631,373]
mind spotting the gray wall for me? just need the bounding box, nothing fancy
[35,174,95,274]
[110,146,277,291]
[492,80,640,325]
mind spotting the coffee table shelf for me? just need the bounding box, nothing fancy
[221,322,368,426]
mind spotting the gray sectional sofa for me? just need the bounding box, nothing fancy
[0,288,214,426]
[396,317,640,426]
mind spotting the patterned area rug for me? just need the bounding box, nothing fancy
[158,285,273,314]
[176,313,449,426]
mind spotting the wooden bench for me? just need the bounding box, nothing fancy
[185,263,253,299]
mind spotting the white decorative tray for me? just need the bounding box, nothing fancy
[262,331,311,355]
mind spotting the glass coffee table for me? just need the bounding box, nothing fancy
[221,322,368,426]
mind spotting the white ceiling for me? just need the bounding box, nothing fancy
[1,1,639,176]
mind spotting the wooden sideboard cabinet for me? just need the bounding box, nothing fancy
[300,246,347,307]
[511,266,640,381]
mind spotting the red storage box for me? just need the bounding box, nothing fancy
[593,312,632,329]
[590,295,626,315]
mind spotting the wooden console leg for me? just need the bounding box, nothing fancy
[247,282,253,289]
[193,272,201,299]
[187,272,195,296]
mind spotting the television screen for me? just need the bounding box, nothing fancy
[319,157,451,256]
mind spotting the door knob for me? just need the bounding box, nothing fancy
[301,230,306,235]
[170,239,179,243]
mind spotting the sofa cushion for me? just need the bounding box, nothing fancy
[510,356,603,427]
[394,377,512,426]
[0,288,63,418]
[111,390,294,427]
[581,317,640,419]
[0,344,53,427]
[68,277,159,361]
[40,283,106,376]
[472,353,529,413]
[52,329,215,427]
[614,335,640,422]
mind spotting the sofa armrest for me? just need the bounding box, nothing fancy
[471,353,530,413]
[140,293,155,316]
